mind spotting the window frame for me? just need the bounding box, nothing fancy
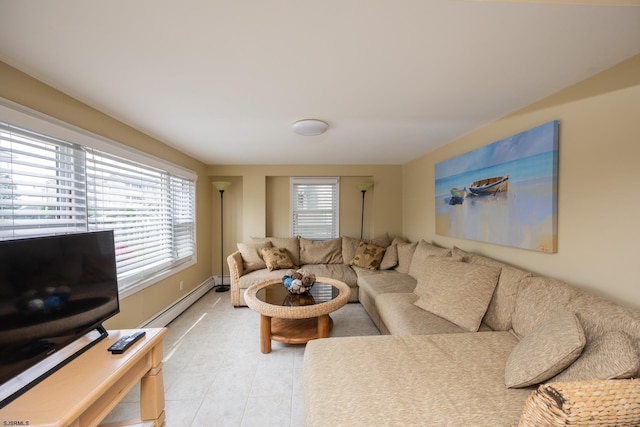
[0,98,197,298]
[290,177,340,240]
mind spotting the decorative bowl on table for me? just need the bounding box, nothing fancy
[282,269,316,294]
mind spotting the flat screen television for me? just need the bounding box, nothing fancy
[0,230,120,408]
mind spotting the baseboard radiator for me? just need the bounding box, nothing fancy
[139,277,215,328]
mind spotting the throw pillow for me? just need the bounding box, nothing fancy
[550,331,639,382]
[413,259,500,332]
[299,237,343,264]
[379,243,398,270]
[394,241,417,274]
[505,311,586,388]
[237,241,272,273]
[250,236,301,266]
[260,247,294,271]
[350,241,386,270]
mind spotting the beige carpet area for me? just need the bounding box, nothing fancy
[103,287,380,426]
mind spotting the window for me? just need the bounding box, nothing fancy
[290,177,339,239]
[0,102,196,297]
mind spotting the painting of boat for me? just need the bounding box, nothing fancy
[467,175,509,196]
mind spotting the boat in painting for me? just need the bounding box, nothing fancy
[467,175,509,196]
[450,187,466,198]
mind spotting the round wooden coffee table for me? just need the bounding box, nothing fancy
[244,277,351,353]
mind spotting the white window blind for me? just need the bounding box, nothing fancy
[290,177,339,239]
[0,118,196,295]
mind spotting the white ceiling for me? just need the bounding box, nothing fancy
[1,1,639,165]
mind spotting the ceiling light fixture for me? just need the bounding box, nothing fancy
[292,119,329,136]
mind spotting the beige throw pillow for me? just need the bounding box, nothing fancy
[379,243,398,270]
[414,259,500,332]
[550,331,639,382]
[350,241,386,270]
[260,247,294,271]
[505,311,586,388]
[250,237,300,266]
[237,242,272,272]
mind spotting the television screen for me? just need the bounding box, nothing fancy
[0,230,120,407]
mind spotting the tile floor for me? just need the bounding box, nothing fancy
[103,288,380,426]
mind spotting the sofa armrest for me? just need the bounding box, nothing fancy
[227,251,244,307]
[519,379,640,426]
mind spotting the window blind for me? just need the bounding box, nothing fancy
[290,177,339,239]
[0,119,196,295]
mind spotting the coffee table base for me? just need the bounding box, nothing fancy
[260,314,333,354]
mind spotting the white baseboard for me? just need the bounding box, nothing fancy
[139,277,215,328]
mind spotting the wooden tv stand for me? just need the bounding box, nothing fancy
[0,328,167,427]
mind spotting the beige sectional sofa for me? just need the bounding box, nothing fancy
[302,241,640,426]
[228,236,640,425]
[227,235,394,307]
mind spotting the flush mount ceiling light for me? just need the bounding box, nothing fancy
[292,119,329,136]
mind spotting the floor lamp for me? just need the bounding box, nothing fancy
[357,182,373,239]
[213,181,231,292]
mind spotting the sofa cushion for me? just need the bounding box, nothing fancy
[453,248,533,332]
[511,276,582,339]
[414,259,500,332]
[379,243,397,270]
[237,241,271,273]
[260,247,295,271]
[550,331,639,382]
[376,292,492,335]
[341,236,361,266]
[350,241,386,270]
[408,240,451,280]
[394,241,417,274]
[300,263,358,288]
[505,311,585,388]
[250,236,301,266]
[304,332,528,427]
[300,237,343,264]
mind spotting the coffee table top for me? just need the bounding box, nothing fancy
[244,277,351,320]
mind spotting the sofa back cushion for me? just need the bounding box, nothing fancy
[511,276,582,339]
[341,236,361,266]
[395,241,418,274]
[408,240,451,280]
[455,248,532,332]
[414,258,500,332]
[550,330,639,382]
[300,237,343,264]
[250,236,301,266]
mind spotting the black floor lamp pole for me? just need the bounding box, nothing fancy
[213,181,231,292]
[360,190,366,240]
[357,182,373,240]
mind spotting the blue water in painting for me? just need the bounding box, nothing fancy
[435,151,558,252]
[435,151,556,198]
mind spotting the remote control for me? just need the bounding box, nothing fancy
[108,331,146,354]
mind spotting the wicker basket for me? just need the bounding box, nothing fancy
[519,379,640,426]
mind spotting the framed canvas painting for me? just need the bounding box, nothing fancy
[435,120,559,253]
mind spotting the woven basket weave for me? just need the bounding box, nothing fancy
[519,379,640,426]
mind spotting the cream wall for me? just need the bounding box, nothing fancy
[0,62,214,328]
[209,165,403,275]
[403,55,640,309]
